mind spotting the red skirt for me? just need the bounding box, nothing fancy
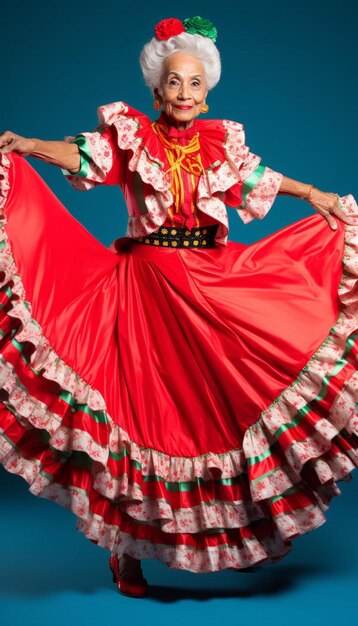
[0,152,357,573]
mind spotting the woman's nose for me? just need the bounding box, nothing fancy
[178,84,190,99]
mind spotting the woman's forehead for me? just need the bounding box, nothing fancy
[164,52,204,76]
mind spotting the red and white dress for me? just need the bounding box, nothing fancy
[0,101,357,573]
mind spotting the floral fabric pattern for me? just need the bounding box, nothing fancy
[0,148,357,572]
[62,101,283,246]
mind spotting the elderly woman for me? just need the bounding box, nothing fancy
[0,16,357,599]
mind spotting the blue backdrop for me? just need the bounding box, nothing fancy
[0,1,357,624]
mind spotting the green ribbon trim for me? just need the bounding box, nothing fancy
[4,310,357,487]
[1,279,356,497]
[58,390,108,423]
[240,164,266,208]
[0,287,11,308]
[274,333,357,439]
[7,329,107,423]
[270,485,300,503]
[247,331,358,468]
[109,448,246,491]
[0,285,14,299]
[141,472,244,492]
[67,135,91,177]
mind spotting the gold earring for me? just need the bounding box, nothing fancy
[153,99,161,110]
[201,103,209,113]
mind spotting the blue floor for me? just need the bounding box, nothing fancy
[1,465,357,626]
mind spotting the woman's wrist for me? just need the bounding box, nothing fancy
[305,184,317,203]
[278,176,317,201]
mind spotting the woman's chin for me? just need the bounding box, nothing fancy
[166,109,198,127]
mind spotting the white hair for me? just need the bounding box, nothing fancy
[139,32,221,93]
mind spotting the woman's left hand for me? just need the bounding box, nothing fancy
[308,187,356,230]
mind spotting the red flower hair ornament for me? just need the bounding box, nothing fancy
[154,18,185,40]
[154,16,218,42]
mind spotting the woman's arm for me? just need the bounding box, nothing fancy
[279,174,355,230]
[279,175,312,200]
[0,131,81,173]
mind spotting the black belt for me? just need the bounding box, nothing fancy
[134,224,218,248]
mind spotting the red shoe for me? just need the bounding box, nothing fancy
[109,553,148,598]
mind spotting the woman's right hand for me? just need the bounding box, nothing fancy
[0,131,35,156]
[0,133,80,171]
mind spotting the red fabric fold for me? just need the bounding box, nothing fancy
[3,153,346,456]
[0,151,357,573]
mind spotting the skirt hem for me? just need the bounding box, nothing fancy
[0,153,357,573]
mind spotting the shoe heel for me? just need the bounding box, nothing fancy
[109,553,148,598]
[109,554,119,582]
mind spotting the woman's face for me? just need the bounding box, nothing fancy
[154,52,208,129]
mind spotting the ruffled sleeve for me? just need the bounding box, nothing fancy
[61,101,151,191]
[61,123,125,190]
[61,101,157,194]
[220,120,283,224]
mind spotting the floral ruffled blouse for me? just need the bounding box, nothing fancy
[62,101,283,247]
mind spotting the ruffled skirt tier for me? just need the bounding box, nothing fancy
[0,153,357,573]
